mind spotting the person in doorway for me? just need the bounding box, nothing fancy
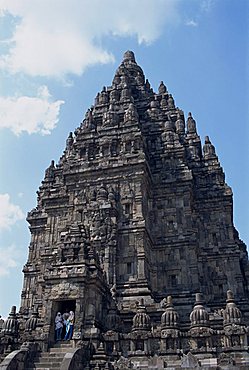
[55,312,63,341]
[62,309,69,338]
[64,311,74,340]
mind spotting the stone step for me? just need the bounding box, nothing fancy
[49,347,74,353]
[53,341,73,348]
[35,356,64,363]
[29,343,74,370]
[32,363,61,368]
[36,353,65,359]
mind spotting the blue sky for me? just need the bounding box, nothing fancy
[0,0,248,318]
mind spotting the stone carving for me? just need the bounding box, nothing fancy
[181,352,200,368]
[50,282,79,299]
[124,103,138,123]
[103,104,119,127]
[114,356,134,369]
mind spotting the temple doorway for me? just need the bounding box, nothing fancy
[51,299,76,340]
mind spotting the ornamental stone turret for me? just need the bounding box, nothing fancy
[1,306,18,336]
[25,306,39,332]
[223,290,242,326]
[132,300,151,332]
[161,296,179,329]
[190,293,209,328]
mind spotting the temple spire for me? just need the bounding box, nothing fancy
[123,50,136,64]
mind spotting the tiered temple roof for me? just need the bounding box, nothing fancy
[1,51,249,369]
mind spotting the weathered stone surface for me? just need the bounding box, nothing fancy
[1,51,249,369]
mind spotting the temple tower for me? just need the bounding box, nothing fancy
[1,51,248,369]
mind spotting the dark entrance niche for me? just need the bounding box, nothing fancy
[51,299,76,341]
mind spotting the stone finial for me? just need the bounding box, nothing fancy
[94,92,100,105]
[2,306,18,336]
[158,81,167,94]
[223,290,242,326]
[132,300,151,331]
[168,94,175,109]
[66,132,74,148]
[0,315,4,330]
[176,111,185,134]
[145,79,151,90]
[99,87,109,104]
[161,296,179,329]
[190,293,209,327]
[195,293,203,304]
[203,135,216,159]
[167,295,173,307]
[187,112,197,134]
[123,50,136,63]
[226,290,234,302]
[45,160,55,180]
[85,108,93,122]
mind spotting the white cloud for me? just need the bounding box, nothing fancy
[201,0,215,13]
[0,244,22,276]
[185,19,198,27]
[0,86,64,135]
[0,0,179,78]
[0,193,25,230]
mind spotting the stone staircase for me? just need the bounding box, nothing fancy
[27,341,74,370]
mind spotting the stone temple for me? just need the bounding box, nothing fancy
[1,51,249,369]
